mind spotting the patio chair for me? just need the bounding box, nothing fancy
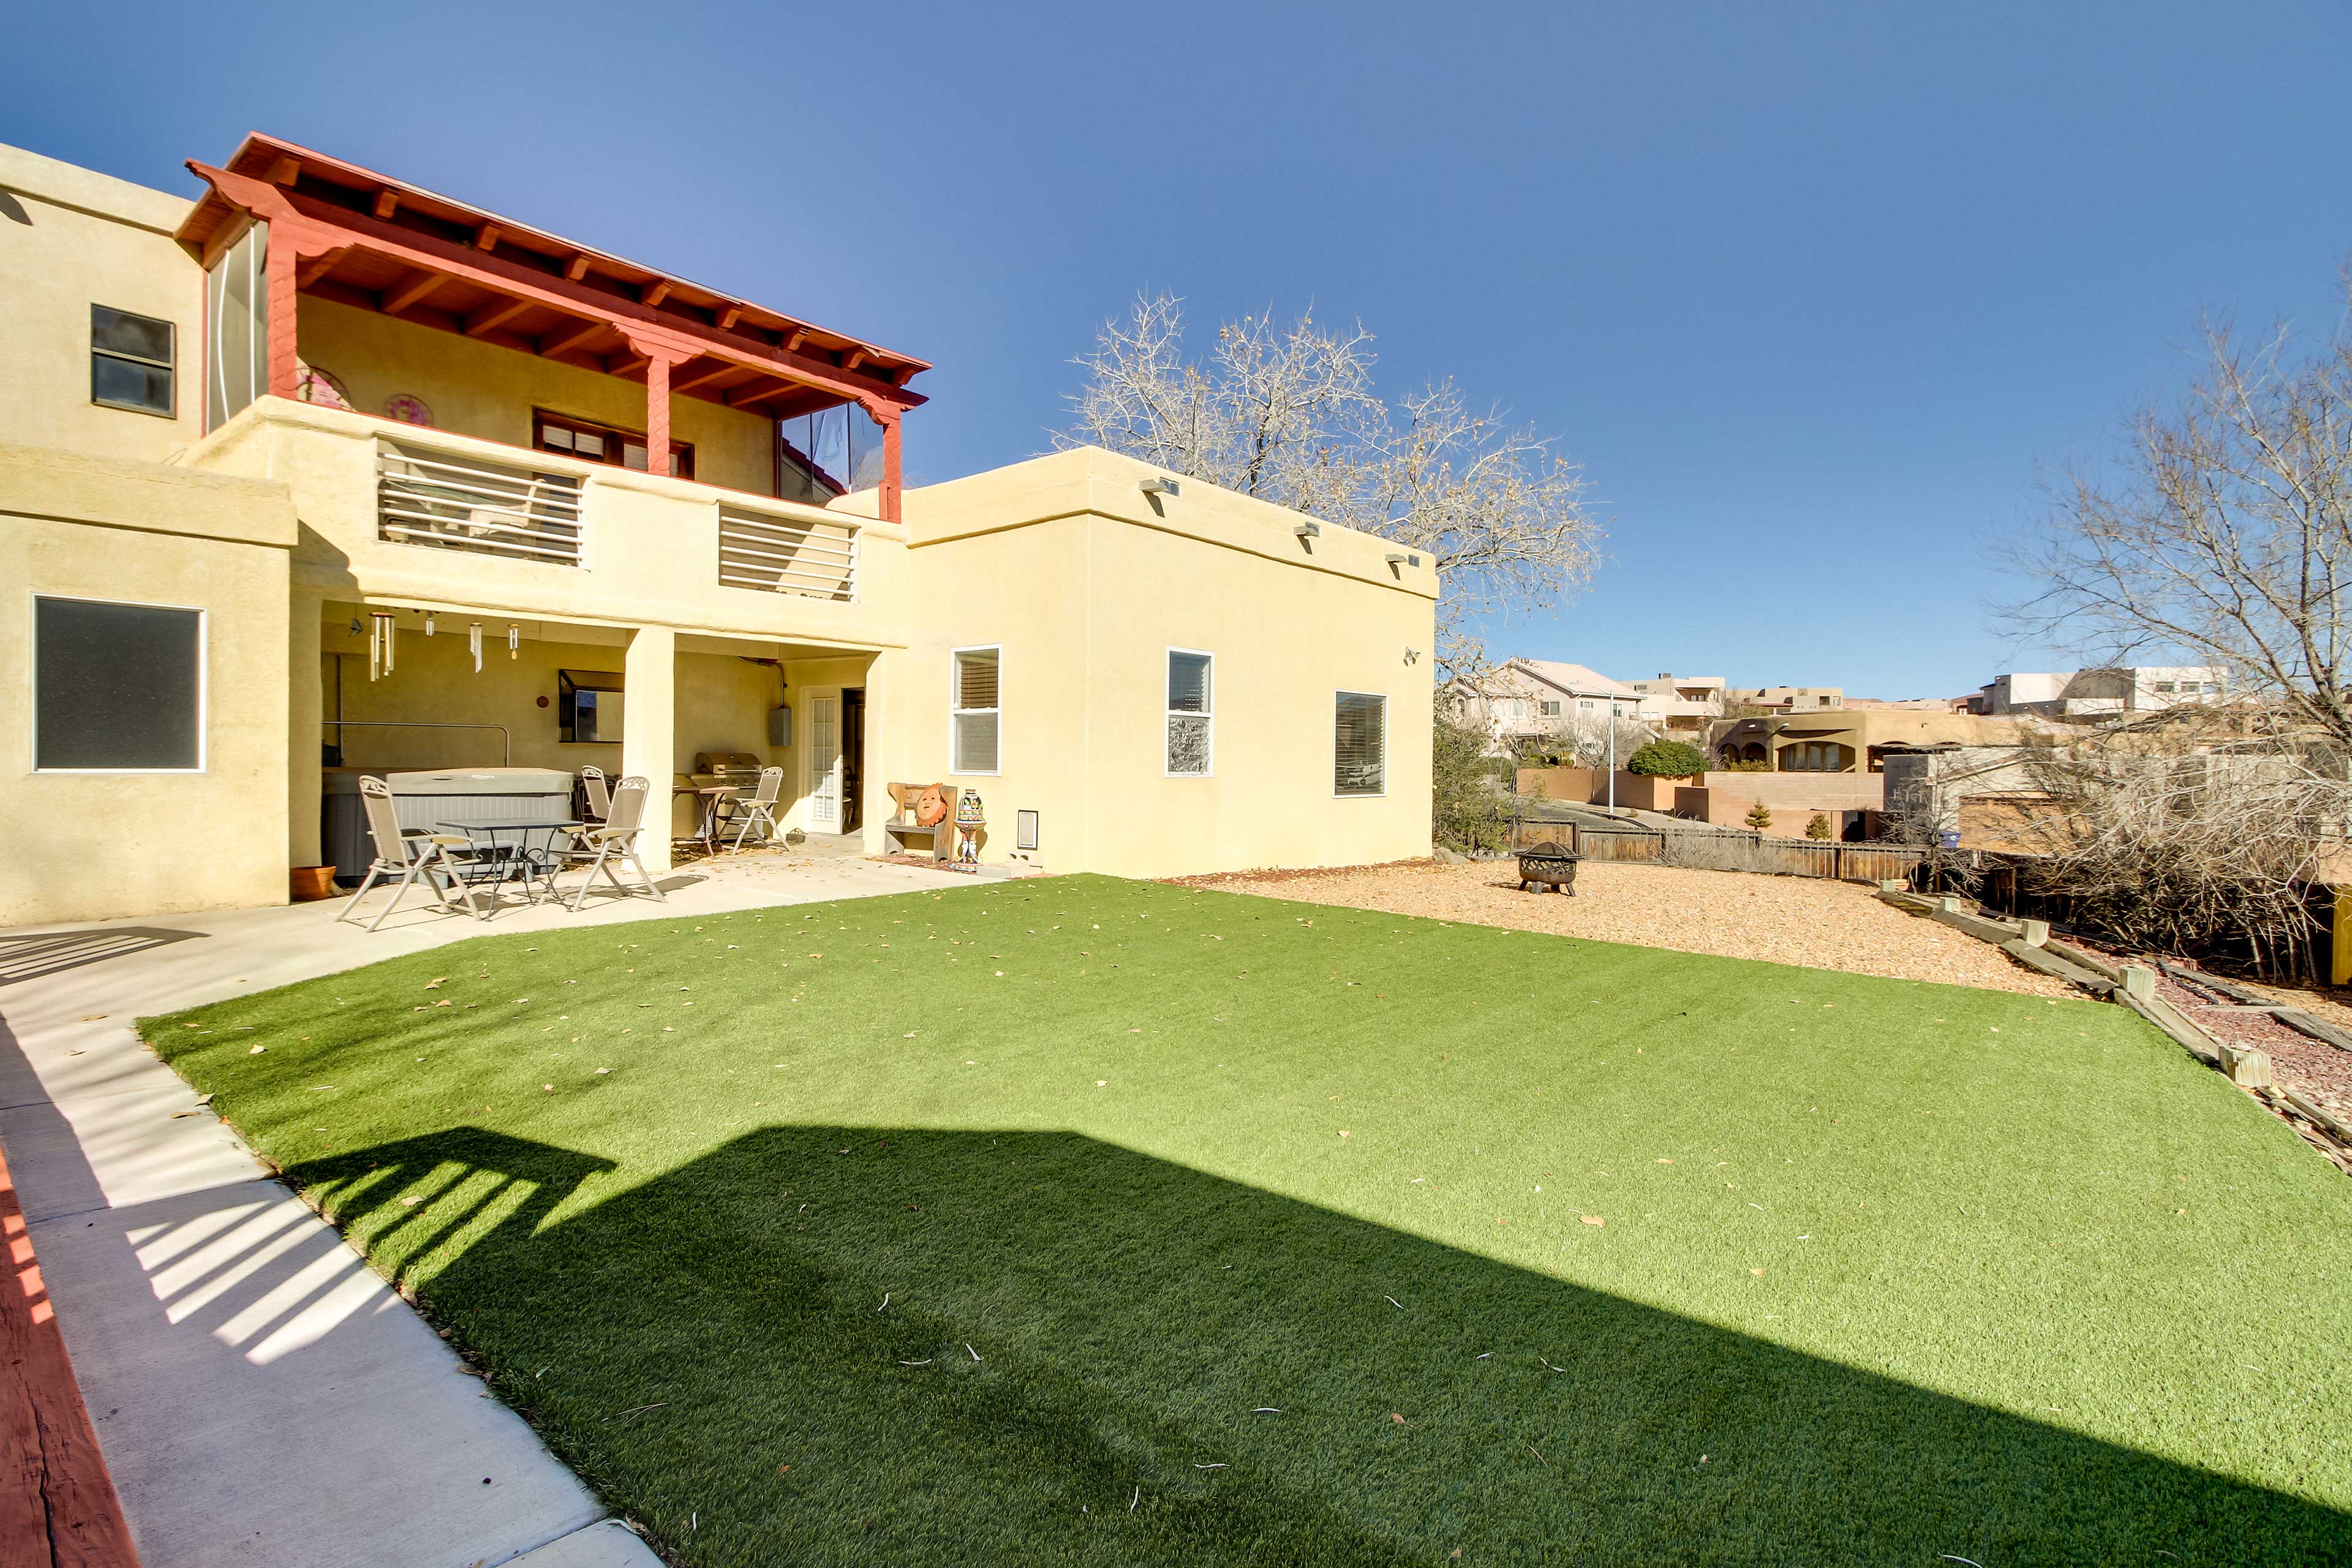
[335,777,491,931]
[579,765,611,822]
[554,774,668,911]
[718,766,785,850]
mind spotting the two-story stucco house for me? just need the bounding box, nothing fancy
[1,135,1434,925]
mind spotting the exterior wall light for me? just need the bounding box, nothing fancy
[1139,475,1181,496]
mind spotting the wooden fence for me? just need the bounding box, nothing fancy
[1504,816,1926,885]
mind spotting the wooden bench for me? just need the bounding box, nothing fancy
[883,782,954,862]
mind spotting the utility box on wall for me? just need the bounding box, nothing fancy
[768,706,793,747]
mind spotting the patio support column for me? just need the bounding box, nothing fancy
[288,593,324,869]
[623,625,677,875]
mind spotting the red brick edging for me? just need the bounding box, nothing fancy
[1,1140,139,1566]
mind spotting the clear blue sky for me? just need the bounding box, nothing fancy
[12,2,2350,697]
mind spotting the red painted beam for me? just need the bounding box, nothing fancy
[0,1142,140,1566]
[183,164,925,413]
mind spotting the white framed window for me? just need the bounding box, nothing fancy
[1334,690,1387,797]
[951,645,1000,774]
[32,594,206,772]
[1539,699,1561,718]
[1166,648,1213,776]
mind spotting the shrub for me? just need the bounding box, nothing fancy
[1744,801,1773,831]
[1626,740,1708,778]
[1806,813,1832,840]
[1717,755,1771,772]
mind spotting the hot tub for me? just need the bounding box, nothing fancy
[323,767,574,883]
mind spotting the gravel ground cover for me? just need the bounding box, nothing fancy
[1178,859,2073,998]
[2158,972,2352,1118]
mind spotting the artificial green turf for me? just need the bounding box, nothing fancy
[148,874,2351,1565]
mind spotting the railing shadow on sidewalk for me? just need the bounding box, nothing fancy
[0,927,206,987]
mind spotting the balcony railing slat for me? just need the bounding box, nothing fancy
[717,507,858,601]
[377,441,586,568]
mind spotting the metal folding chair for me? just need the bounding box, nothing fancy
[554,775,669,911]
[720,766,786,850]
[335,777,491,930]
[579,765,611,821]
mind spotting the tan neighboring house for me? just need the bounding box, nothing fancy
[1,135,1434,925]
[1712,706,2027,775]
[1729,685,1845,712]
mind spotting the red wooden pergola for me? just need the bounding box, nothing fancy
[176,134,929,520]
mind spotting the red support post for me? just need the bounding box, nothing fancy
[266,226,300,402]
[645,354,672,475]
[879,409,903,524]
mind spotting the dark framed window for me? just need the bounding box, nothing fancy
[1335,690,1387,797]
[34,596,204,771]
[92,304,176,417]
[532,409,693,479]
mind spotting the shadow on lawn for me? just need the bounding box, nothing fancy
[288,1126,2347,1567]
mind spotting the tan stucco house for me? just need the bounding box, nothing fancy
[1,135,1434,925]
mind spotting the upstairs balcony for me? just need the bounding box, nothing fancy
[170,134,922,639]
[185,396,900,645]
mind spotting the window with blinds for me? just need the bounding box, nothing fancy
[1334,691,1387,797]
[1166,649,1213,776]
[952,646,1001,774]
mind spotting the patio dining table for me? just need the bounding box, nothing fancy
[678,786,737,859]
[436,818,586,906]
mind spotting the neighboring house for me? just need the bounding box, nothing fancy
[1621,673,1725,734]
[1968,667,2227,718]
[1453,660,1645,753]
[1712,707,2027,775]
[1729,685,1845,712]
[0,135,1435,925]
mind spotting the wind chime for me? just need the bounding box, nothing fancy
[369,610,523,678]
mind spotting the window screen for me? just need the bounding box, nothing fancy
[1335,691,1386,797]
[34,597,203,770]
[953,647,1000,774]
[92,304,176,416]
[1167,650,1212,775]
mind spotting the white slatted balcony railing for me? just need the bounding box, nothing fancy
[717,507,859,601]
[376,442,586,566]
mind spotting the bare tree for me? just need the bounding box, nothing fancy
[2008,714,2344,974]
[2006,273,2352,748]
[1061,294,1602,677]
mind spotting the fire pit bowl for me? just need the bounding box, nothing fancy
[1516,842,1581,895]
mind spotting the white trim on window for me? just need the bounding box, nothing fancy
[1333,689,1387,799]
[950,644,1001,776]
[29,591,209,774]
[1164,646,1213,778]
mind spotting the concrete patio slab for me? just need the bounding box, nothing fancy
[0,849,976,1566]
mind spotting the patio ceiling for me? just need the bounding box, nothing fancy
[177,134,928,424]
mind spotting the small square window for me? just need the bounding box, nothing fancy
[34,597,203,770]
[92,304,176,417]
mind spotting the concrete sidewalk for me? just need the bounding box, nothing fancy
[0,851,974,1566]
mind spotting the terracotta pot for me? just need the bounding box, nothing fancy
[290,865,339,903]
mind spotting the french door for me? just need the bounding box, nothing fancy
[809,695,840,830]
